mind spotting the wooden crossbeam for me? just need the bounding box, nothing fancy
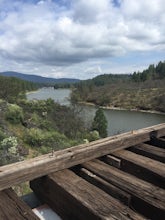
[30,169,145,220]
[148,137,165,148]
[82,159,165,219]
[110,149,165,188]
[0,123,164,191]
[129,143,165,163]
[76,167,131,206]
[0,189,39,220]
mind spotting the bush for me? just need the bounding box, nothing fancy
[23,128,44,147]
[0,136,22,165]
[5,104,24,124]
[87,130,100,142]
[0,129,6,142]
[24,128,71,150]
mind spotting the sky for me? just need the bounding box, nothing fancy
[0,0,165,79]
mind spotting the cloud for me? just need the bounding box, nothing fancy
[0,0,164,78]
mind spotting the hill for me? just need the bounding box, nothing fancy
[71,61,165,112]
[0,71,80,85]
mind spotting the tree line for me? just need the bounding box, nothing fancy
[132,61,165,82]
[0,75,39,102]
[70,61,165,112]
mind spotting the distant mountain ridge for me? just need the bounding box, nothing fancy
[0,71,80,84]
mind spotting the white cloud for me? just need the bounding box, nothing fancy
[0,0,164,79]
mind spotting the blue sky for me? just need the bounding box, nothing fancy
[0,0,164,79]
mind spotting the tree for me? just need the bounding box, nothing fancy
[92,108,108,138]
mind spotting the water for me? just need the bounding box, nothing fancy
[27,87,71,105]
[27,88,165,136]
[80,105,165,136]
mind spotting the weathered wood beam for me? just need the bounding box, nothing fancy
[30,169,145,220]
[76,167,131,206]
[101,155,121,168]
[0,123,165,191]
[82,159,165,219]
[110,150,165,188]
[148,137,165,148]
[128,143,165,163]
[0,188,39,220]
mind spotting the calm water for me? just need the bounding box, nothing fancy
[27,88,165,136]
[27,87,71,105]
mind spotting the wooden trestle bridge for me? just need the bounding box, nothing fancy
[0,123,165,220]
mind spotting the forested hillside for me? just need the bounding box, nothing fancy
[71,61,165,112]
[0,71,80,85]
[0,75,39,102]
[132,61,165,82]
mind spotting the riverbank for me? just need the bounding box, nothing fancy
[24,87,165,136]
[79,101,165,115]
[26,90,39,95]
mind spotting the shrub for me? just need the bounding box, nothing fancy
[0,129,6,142]
[87,130,100,142]
[0,136,22,165]
[24,128,71,150]
[24,128,44,147]
[5,104,24,124]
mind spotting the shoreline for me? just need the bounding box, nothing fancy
[78,101,165,115]
[26,90,39,95]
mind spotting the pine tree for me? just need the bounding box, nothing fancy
[92,108,108,138]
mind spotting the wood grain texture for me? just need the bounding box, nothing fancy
[0,188,39,220]
[0,123,165,191]
[30,169,145,220]
[110,149,165,188]
[129,143,165,163]
[82,159,165,219]
[101,155,121,168]
[77,167,131,206]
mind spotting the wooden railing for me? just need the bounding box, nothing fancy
[0,123,165,220]
[0,123,164,191]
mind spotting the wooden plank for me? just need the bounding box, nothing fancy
[82,159,165,219]
[30,169,145,220]
[110,150,165,188]
[0,188,39,220]
[76,167,131,206]
[0,123,165,191]
[148,137,165,148]
[129,143,165,163]
[101,155,121,168]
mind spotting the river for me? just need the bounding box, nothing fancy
[27,87,165,136]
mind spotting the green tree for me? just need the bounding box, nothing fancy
[92,108,108,138]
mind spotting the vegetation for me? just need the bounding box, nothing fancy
[0,97,92,166]
[132,61,165,82]
[71,61,165,112]
[0,75,39,102]
[0,75,99,168]
[0,136,23,165]
[92,108,108,138]
[1,60,164,167]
